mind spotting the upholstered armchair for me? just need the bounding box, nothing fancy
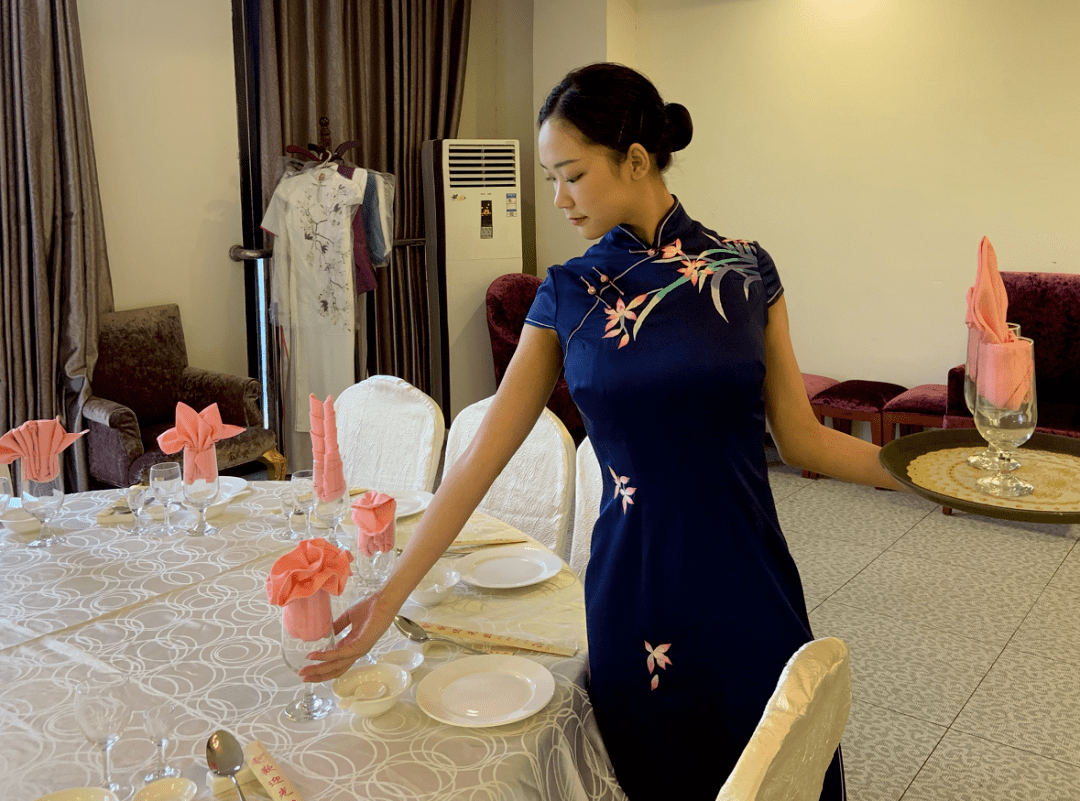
[84,304,285,487]
[944,271,1080,438]
[486,273,587,444]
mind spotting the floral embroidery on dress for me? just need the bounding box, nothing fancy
[608,466,636,513]
[645,640,672,691]
[603,295,648,349]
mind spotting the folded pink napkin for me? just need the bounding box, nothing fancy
[977,340,1035,412]
[266,538,354,641]
[0,418,86,482]
[157,402,244,483]
[309,394,345,502]
[966,237,1014,345]
[351,491,396,557]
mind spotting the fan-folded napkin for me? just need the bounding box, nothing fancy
[157,402,243,483]
[266,538,353,641]
[352,491,396,557]
[309,394,346,502]
[0,418,85,482]
[965,237,1033,410]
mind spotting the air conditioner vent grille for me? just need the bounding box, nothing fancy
[447,144,518,187]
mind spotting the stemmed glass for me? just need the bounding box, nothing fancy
[183,458,220,537]
[0,475,12,523]
[126,484,151,536]
[291,470,316,540]
[143,700,180,783]
[351,545,397,667]
[74,672,132,798]
[270,486,296,540]
[149,462,183,536]
[973,336,1037,497]
[315,490,350,549]
[965,323,1020,470]
[280,608,336,721]
[21,467,65,548]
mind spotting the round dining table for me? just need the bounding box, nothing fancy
[0,481,626,801]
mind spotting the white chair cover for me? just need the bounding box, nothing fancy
[334,375,446,493]
[570,437,602,580]
[444,397,575,558]
[717,637,851,801]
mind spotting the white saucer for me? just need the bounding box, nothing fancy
[1,507,39,534]
[455,544,563,589]
[416,654,555,727]
[133,777,197,801]
[391,490,433,518]
[33,789,118,801]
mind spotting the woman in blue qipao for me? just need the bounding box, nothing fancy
[304,63,903,799]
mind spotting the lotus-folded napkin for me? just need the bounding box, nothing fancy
[157,402,243,483]
[0,418,86,482]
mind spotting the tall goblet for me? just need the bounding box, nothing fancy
[291,470,316,540]
[74,672,132,798]
[150,462,183,536]
[280,591,337,721]
[973,336,1037,497]
[965,323,1021,470]
[183,454,220,537]
[315,490,350,549]
[21,467,65,548]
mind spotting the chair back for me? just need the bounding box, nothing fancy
[334,376,446,493]
[570,437,602,580]
[717,637,851,801]
[485,273,543,385]
[1001,271,1080,402]
[444,396,575,558]
[94,304,188,424]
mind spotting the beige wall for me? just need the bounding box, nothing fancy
[80,0,248,378]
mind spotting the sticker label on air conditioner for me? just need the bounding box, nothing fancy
[506,193,518,217]
[480,200,493,239]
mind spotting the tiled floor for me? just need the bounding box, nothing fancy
[766,449,1080,800]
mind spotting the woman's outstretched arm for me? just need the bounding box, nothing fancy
[300,325,565,681]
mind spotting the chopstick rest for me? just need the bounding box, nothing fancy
[243,738,304,801]
[204,764,259,798]
[96,502,134,526]
[422,622,577,657]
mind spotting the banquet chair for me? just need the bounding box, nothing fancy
[717,637,851,801]
[486,273,587,444]
[570,437,602,580]
[443,396,575,558]
[334,375,445,493]
[84,304,283,488]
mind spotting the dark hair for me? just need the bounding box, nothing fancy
[538,63,693,171]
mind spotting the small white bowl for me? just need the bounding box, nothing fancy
[408,561,460,605]
[333,662,410,717]
[133,777,197,801]
[1,507,39,534]
[379,648,424,673]
[33,789,118,801]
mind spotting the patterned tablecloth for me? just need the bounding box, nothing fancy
[0,482,624,801]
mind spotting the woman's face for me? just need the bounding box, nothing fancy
[538,118,637,241]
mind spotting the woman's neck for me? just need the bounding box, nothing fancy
[623,181,676,246]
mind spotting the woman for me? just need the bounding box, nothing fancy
[302,63,901,799]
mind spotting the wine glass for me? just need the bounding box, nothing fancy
[149,462,183,536]
[21,468,65,548]
[126,484,151,536]
[315,490,350,548]
[291,470,316,540]
[0,475,11,510]
[143,700,180,783]
[74,672,132,797]
[270,486,296,540]
[183,462,220,537]
[965,323,1021,470]
[973,336,1037,497]
[280,596,337,721]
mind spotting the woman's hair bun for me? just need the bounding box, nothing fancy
[665,103,693,153]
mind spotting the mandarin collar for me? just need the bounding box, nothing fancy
[609,197,692,252]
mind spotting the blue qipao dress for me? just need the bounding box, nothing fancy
[525,201,844,800]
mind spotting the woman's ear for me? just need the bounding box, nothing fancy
[626,142,652,180]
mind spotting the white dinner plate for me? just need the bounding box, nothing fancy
[145,476,248,519]
[455,544,563,589]
[391,490,433,518]
[416,654,555,727]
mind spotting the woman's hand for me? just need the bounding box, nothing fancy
[298,593,397,682]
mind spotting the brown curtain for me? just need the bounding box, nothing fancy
[0,0,114,491]
[258,0,471,393]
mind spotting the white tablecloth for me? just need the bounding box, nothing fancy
[0,482,625,801]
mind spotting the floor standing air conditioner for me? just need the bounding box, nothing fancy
[422,139,523,422]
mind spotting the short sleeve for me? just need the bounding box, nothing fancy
[260,185,287,236]
[525,267,559,331]
[754,242,784,306]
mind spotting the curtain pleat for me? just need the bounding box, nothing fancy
[0,0,113,491]
[259,0,470,396]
